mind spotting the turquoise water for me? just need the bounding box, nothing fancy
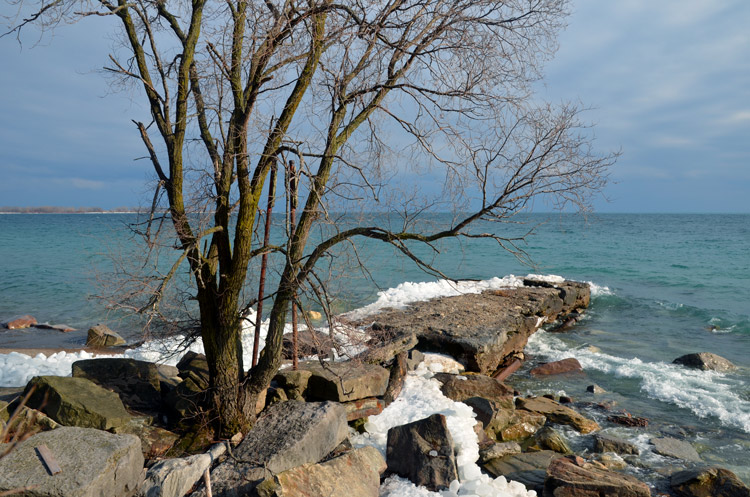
[1,213,749,480]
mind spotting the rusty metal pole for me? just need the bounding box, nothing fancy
[289,160,299,371]
[252,165,276,367]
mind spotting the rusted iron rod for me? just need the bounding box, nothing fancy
[289,160,299,371]
[252,165,277,367]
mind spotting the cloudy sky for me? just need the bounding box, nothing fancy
[1,0,748,212]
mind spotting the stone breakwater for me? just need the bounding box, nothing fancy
[357,278,590,374]
[1,278,748,497]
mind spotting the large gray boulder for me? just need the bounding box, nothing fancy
[305,362,390,402]
[24,376,132,430]
[205,401,348,497]
[386,413,458,491]
[544,455,650,497]
[139,442,226,497]
[72,358,161,412]
[256,446,386,497]
[0,426,143,497]
[670,466,750,497]
[673,352,736,372]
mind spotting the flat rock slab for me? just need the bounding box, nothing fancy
[357,281,590,374]
[256,446,386,497]
[650,437,701,462]
[386,413,458,491]
[673,352,736,372]
[516,396,599,434]
[0,426,143,497]
[72,358,161,412]
[670,466,750,497]
[544,455,651,497]
[25,375,132,430]
[304,362,390,402]
[207,401,348,496]
[483,450,559,493]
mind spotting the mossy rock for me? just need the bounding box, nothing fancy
[24,376,132,431]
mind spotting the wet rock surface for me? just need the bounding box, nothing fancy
[544,455,651,497]
[2,314,37,330]
[650,436,702,462]
[673,352,736,372]
[593,433,640,455]
[483,450,559,493]
[530,357,583,376]
[516,396,600,434]
[670,466,750,497]
[533,426,572,454]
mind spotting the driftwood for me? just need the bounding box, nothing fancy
[36,444,61,475]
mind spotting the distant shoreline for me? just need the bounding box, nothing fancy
[0,211,142,215]
[0,207,141,214]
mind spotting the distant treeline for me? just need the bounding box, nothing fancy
[0,206,140,213]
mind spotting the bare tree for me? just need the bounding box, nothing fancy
[3,0,614,436]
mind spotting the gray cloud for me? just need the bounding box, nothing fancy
[541,0,750,212]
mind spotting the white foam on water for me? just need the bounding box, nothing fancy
[351,354,536,497]
[526,331,750,434]
[587,281,613,297]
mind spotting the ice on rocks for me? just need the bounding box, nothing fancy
[352,354,536,497]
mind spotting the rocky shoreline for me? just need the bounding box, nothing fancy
[1,278,748,497]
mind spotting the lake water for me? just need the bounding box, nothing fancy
[1,213,748,482]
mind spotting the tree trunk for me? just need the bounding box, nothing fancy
[198,291,256,437]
